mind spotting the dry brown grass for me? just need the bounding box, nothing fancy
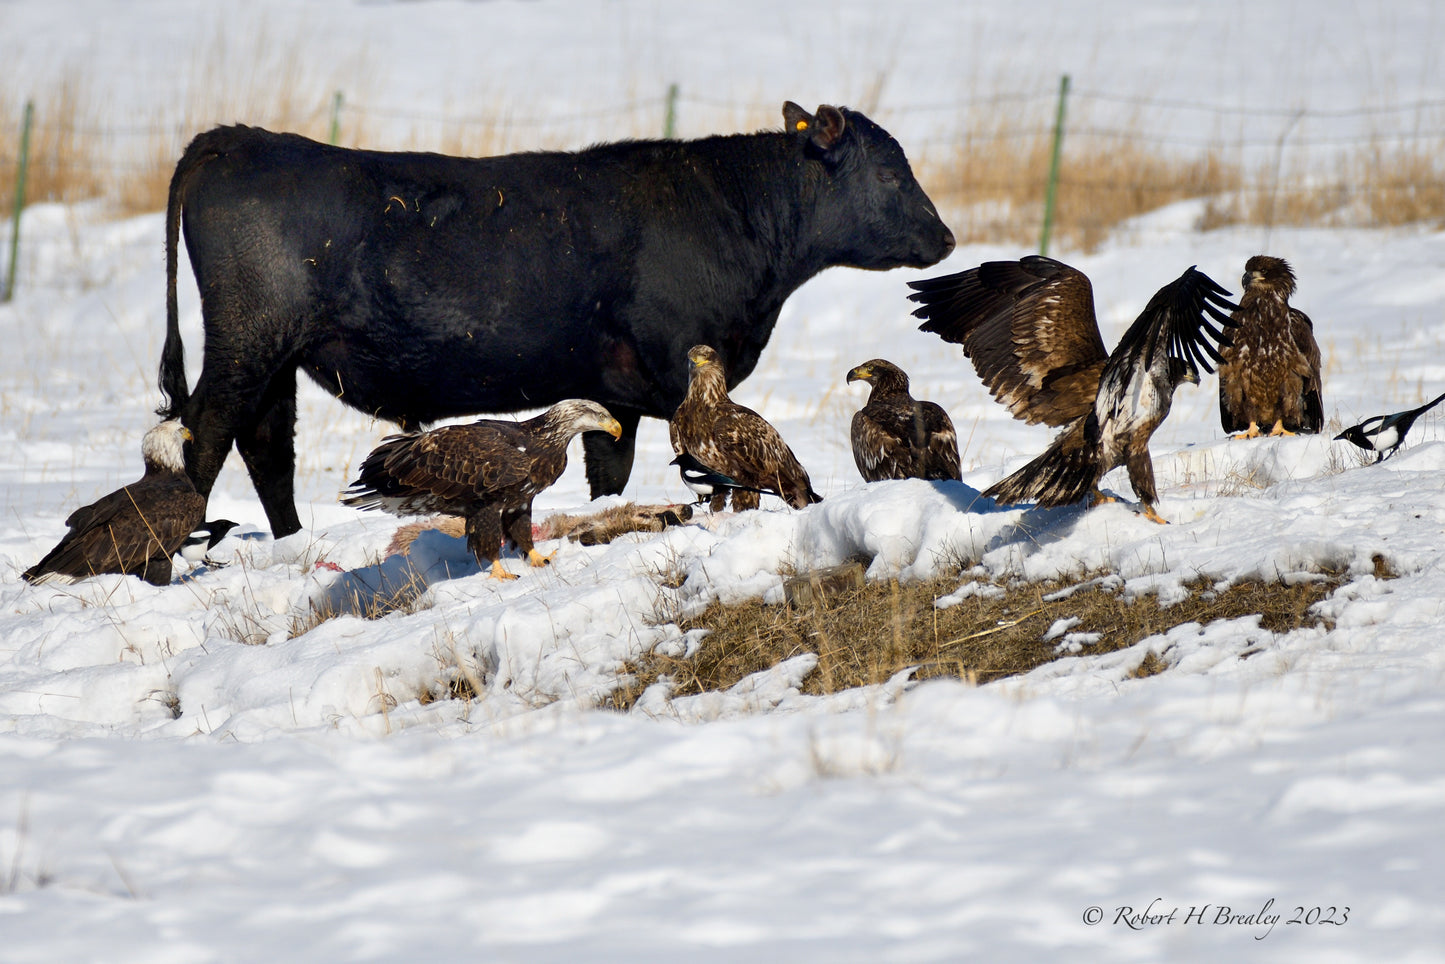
[607,567,1348,710]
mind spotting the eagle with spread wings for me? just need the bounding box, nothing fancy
[342,399,622,580]
[670,345,821,511]
[846,359,961,482]
[23,419,206,587]
[907,256,1236,522]
[1218,255,1324,438]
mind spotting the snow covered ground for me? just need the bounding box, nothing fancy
[1,1,1443,961]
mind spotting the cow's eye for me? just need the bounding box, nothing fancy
[876,169,899,186]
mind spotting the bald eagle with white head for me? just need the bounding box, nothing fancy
[23,419,206,586]
[342,399,622,580]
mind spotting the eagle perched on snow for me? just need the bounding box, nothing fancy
[23,420,206,586]
[846,359,961,482]
[669,345,822,511]
[1218,255,1324,438]
[907,256,1236,523]
[342,399,622,580]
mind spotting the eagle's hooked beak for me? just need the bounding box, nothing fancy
[601,418,623,440]
[846,366,869,384]
[180,427,194,442]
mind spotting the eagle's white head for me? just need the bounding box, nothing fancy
[141,419,192,474]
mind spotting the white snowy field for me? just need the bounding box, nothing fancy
[2,1,1445,961]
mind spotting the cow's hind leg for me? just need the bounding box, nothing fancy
[583,407,641,499]
[234,365,303,538]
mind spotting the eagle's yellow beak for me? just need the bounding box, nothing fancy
[180,426,194,442]
[847,366,870,384]
[601,418,623,440]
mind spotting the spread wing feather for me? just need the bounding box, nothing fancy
[1106,265,1238,384]
[907,256,1109,426]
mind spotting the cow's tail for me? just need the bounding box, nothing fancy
[157,132,219,420]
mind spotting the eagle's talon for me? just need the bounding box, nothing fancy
[526,548,555,568]
[1267,420,1297,437]
[1231,421,1263,440]
[488,565,519,581]
[1141,504,1169,525]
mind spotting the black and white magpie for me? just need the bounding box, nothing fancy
[178,519,239,566]
[1334,391,1445,462]
[670,452,777,505]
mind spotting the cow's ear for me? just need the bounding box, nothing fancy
[782,101,815,134]
[811,105,846,150]
[783,102,848,158]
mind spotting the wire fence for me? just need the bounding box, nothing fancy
[2,81,1444,295]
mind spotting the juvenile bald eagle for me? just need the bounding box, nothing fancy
[846,359,961,482]
[1335,390,1445,462]
[23,420,206,587]
[342,399,622,580]
[669,345,822,511]
[908,256,1236,522]
[1218,256,1323,437]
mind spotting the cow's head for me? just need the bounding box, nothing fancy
[783,101,955,270]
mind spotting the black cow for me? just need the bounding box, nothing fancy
[157,101,955,537]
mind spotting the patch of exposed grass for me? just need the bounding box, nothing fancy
[608,567,1349,710]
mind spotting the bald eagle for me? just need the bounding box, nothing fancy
[1218,256,1324,438]
[23,420,206,586]
[846,359,961,482]
[342,399,622,580]
[669,345,822,511]
[908,256,1236,523]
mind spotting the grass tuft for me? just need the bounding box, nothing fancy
[609,567,1350,710]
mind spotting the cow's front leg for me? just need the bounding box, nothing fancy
[582,407,641,498]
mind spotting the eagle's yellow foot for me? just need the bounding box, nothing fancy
[1140,504,1169,525]
[526,548,555,568]
[1088,490,1118,507]
[1231,421,1263,440]
[488,564,519,581]
[1267,420,1297,437]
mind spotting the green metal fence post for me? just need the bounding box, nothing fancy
[3,100,34,304]
[1038,74,1070,257]
[663,83,679,139]
[328,90,344,145]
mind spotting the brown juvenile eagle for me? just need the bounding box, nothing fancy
[907,256,1236,523]
[341,399,622,580]
[23,419,206,587]
[669,345,822,511]
[846,359,962,482]
[1218,255,1324,438]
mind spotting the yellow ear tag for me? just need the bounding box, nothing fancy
[795,120,809,131]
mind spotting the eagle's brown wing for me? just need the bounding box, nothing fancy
[908,256,1110,426]
[694,403,819,509]
[918,401,963,481]
[25,475,205,585]
[852,398,962,482]
[1290,307,1325,433]
[346,422,542,517]
[851,407,914,482]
